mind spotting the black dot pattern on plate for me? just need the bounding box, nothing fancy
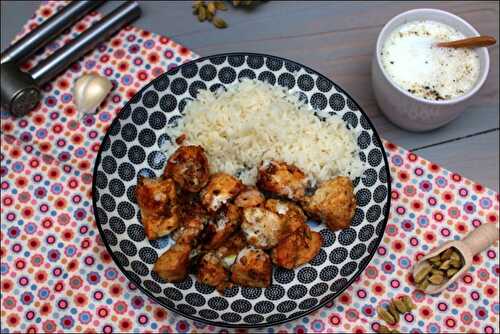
[170,78,188,95]
[356,188,371,207]
[153,75,169,91]
[218,67,237,84]
[274,267,295,284]
[103,229,117,246]
[147,151,166,170]
[93,54,390,327]
[144,280,161,294]
[131,106,148,125]
[264,284,285,300]
[367,205,382,223]
[309,248,327,266]
[181,63,198,78]
[199,309,218,320]
[362,168,378,187]
[299,298,318,310]
[110,217,125,234]
[121,123,137,142]
[138,247,157,264]
[329,247,348,264]
[199,64,217,81]
[310,93,327,110]
[186,292,206,307]
[338,228,357,246]
[231,299,252,313]
[310,282,328,297]
[350,243,366,260]
[319,228,335,247]
[297,267,318,284]
[131,260,149,276]
[265,57,283,71]
[359,225,375,242]
[111,140,127,159]
[208,297,229,311]
[159,94,177,113]
[241,287,262,300]
[277,300,297,313]
[118,162,135,181]
[340,261,357,277]
[257,71,276,85]
[117,202,135,220]
[247,55,264,69]
[221,313,241,323]
[277,73,295,89]
[254,301,274,314]
[195,281,216,294]
[143,91,159,108]
[238,69,256,80]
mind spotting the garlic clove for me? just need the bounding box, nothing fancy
[73,73,112,115]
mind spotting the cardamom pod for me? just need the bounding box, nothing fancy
[387,303,400,323]
[439,259,451,270]
[377,306,396,325]
[392,298,409,313]
[417,279,430,290]
[431,268,443,275]
[428,255,441,266]
[440,248,454,260]
[378,325,391,334]
[414,262,432,283]
[232,0,241,6]
[206,10,214,21]
[207,1,217,14]
[215,1,227,10]
[450,257,462,269]
[212,16,227,28]
[193,0,204,8]
[197,5,207,21]
[447,268,459,278]
[402,296,416,310]
[428,273,445,285]
[450,250,461,262]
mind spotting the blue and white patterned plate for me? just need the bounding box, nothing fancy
[92,53,391,328]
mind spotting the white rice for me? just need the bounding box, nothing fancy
[171,79,363,185]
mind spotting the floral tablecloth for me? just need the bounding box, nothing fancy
[1,1,498,333]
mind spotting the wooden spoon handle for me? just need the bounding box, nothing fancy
[462,223,499,255]
[437,36,496,48]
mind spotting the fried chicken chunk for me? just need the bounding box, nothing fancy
[172,213,207,246]
[241,207,287,249]
[271,224,322,269]
[234,187,265,208]
[164,145,209,192]
[201,173,244,212]
[153,243,191,282]
[215,232,247,260]
[231,247,272,288]
[135,177,180,240]
[197,252,231,292]
[257,160,308,201]
[302,176,356,231]
[265,199,306,236]
[202,204,241,250]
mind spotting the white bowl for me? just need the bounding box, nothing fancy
[371,8,490,132]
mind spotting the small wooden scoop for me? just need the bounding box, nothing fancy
[412,223,499,294]
[436,35,496,48]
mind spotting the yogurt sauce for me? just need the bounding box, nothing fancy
[381,20,480,101]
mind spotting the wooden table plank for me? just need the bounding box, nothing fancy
[1,1,498,190]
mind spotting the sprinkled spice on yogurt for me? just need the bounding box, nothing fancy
[381,20,480,101]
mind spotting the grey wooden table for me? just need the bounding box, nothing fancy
[2,1,499,191]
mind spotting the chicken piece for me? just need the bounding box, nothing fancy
[202,203,241,250]
[302,176,356,231]
[172,213,207,246]
[257,160,309,201]
[265,199,306,236]
[201,173,244,212]
[197,252,231,292]
[231,247,272,288]
[271,224,322,269]
[164,145,209,192]
[234,187,265,208]
[215,232,248,268]
[241,207,287,249]
[135,177,180,240]
[153,243,191,282]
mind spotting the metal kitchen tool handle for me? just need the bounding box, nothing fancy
[31,1,141,85]
[0,0,104,65]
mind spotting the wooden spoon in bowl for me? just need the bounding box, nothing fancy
[436,35,496,48]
